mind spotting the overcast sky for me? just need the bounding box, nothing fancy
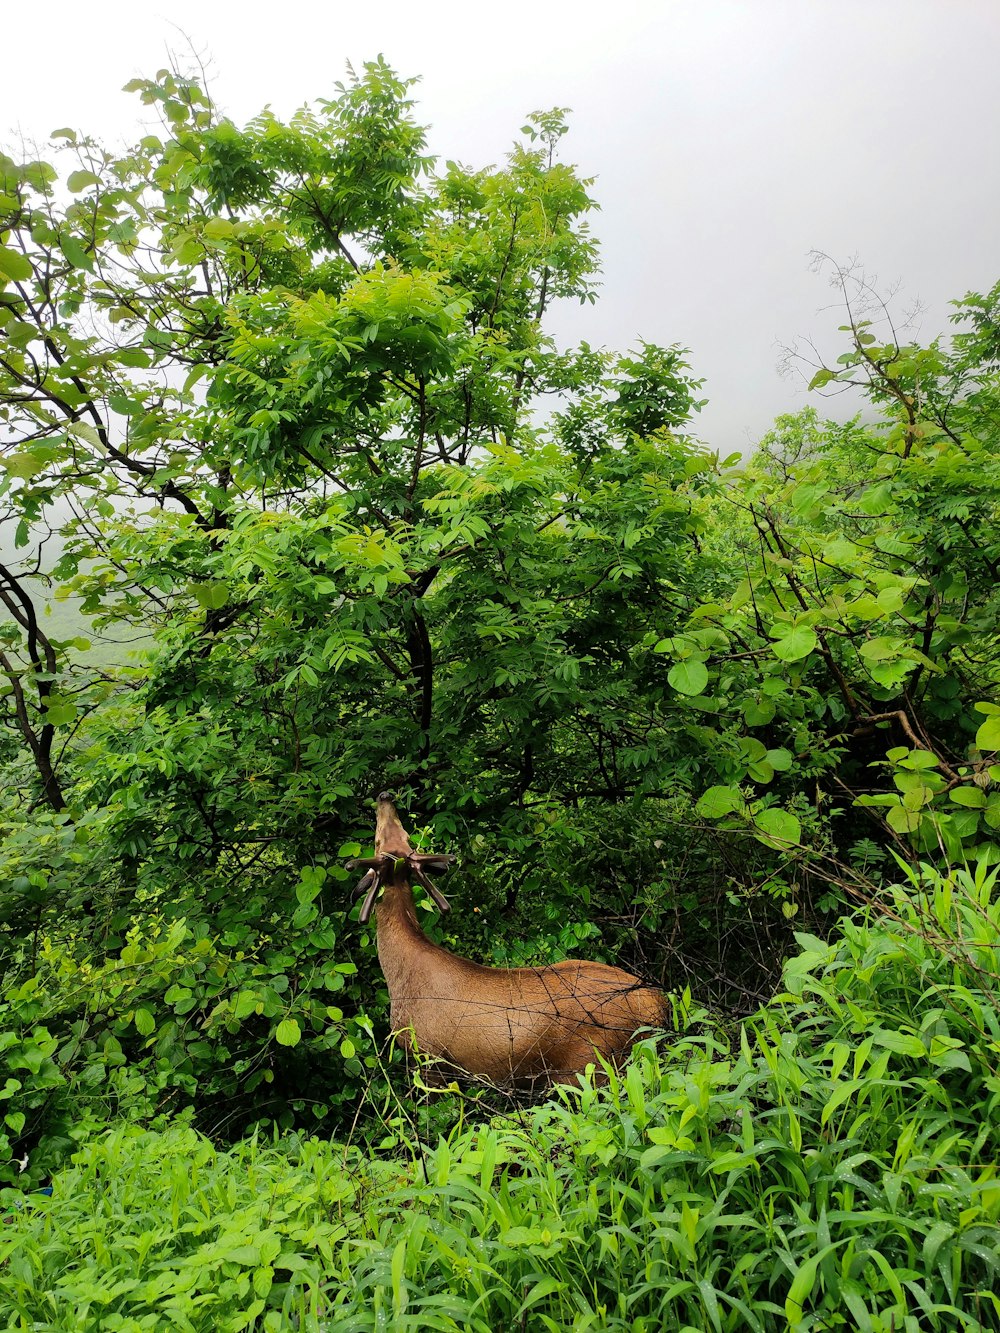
[5,0,998,452]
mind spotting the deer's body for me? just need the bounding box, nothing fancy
[356,796,664,1089]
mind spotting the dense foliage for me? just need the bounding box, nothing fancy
[4,862,1000,1330]
[2,60,1000,1329]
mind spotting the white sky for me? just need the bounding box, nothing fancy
[4,0,999,452]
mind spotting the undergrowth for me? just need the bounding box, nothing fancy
[3,859,1000,1331]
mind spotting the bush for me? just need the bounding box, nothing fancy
[4,858,1000,1330]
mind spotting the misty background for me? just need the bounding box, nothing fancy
[4,0,998,450]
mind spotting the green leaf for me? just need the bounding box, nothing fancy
[770,625,818,662]
[66,170,100,193]
[22,161,56,190]
[696,785,744,819]
[296,878,322,906]
[292,902,317,929]
[823,536,856,566]
[887,804,921,834]
[667,658,709,696]
[753,808,801,848]
[188,581,229,610]
[133,1008,155,1037]
[60,234,94,272]
[44,703,77,726]
[232,991,258,1022]
[744,699,775,727]
[116,348,151,369]
[785,1244,841,1323]
[0,246,32,282]
[975,715,1000,752]
[859,636,901,662]
[2,450,48,480]
[870,1029,926,1059]
[950,786,986,809]
[204,217,236,240]
[275,1019,301,1047]
[897,748,939,771]
[766,748,794,772]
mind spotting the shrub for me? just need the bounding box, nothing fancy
[4,858,1000,1330]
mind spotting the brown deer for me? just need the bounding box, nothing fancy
[347,793,664,1090]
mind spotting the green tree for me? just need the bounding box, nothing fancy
[0,61,717,1142]
[685,258,1000,870]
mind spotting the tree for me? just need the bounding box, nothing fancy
[0,61,715,1137]
[687,257,1000,869]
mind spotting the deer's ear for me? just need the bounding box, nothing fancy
[421,856,454,875]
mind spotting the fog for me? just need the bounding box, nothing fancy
[4,0,999,450]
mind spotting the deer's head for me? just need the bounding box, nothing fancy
[346,793,454,924]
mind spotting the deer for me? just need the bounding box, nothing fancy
[346,793,665,1090]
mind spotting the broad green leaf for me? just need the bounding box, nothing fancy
[133,1008,155,1037]
[0,246,32,281]
[1,450,47,480]
[754,808,801,848]
[66,170,100,192]
[859,636,901,662]
[275,1019,301,1047]
[22,160,57,189]
[870,1029,926,1059]
[897,748,939,771]
[69,421,103,447]
[667,658,708,696]
[975,715,1000,751]
[739,737,767,763]
[696,785,744,819]
[188,581,229,610]
[887,804,921,834]
[822,536,856,565]
[744,699,775,727]
[770,626,818,662]
[60,234,94,272]
[204,217,236,240]
[116,348,151,369]
[44,703,77,726]
[232,991,259,1021]
[950,786,986,808]
[875,585,905,613]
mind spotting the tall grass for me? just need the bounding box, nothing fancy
[3,860,1000,1331]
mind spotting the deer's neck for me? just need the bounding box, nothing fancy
[376,882,448,999]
